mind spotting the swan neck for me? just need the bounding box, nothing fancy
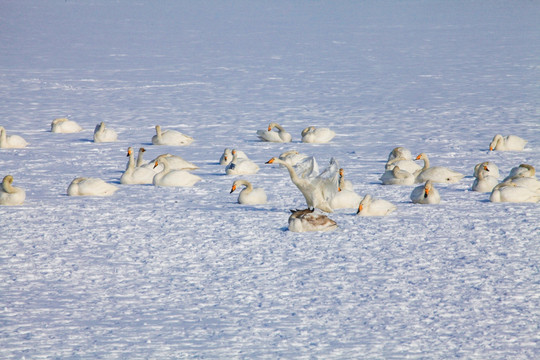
[2,178,15,193]
[278,159,301,184]
[136,150,145,167]
[421,155,430,170]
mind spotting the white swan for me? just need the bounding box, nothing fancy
[67,177,119,196]
[153,157,202,187]
[230,179,267,205]
[220,148,248,165]
[266,157,334,213]
[0,126,28,148]
[489,134,527,151]
[385,156,422,174]
[411,180,441,204]
[0,175,25,205]
[329,188,362,210]
[256,122,292,143]
[503,164,536,182]
[356,194,396,216]
[387,147,413,162]
[414,153,464,183]
[288,208,337,232]
[152,125,193,146]
[50,118,83,133]
[225,149,259,175]
[490,182,540,203]
[301,126,335,143]
[473,161,500,179]
[93,122,118,142]
[472,165,499,193]
[120,147,155,185]
[380,166,415,186]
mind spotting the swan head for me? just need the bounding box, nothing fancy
[52,118,68,125]
[127,147,133,156]
[153,160,160,168]
[301,126,315,137]
[519,164,535,176]
[230,184,237,193]
[356,194,373,214]
[2,175,14,185]
[489,134,503,151]
[424,180,434,197]
[140,147,146,153]
[415,153,427,161]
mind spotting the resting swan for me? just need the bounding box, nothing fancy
[152,125,193,146]
[473,161,500,179]
[0,126,28,148]
[288,208,337,232]
[50,118,83,133]
[301,126,335,143]
[225,149,259,175]
[67,177,119,196]
[503,164,536,182]
[220,148,248,165]
[257,122,292,143]
[411,180,440,204]
[93,122,118,142]
[120,147,155,184]
[329,179,362,209]
[414,153,464,183]
[0,175,25,205]
[387,147,413,162]
[153,157,202,187]
[472,165,499,193]
[230,179,267,205]
[356,194,396,216]
[489,134,527,151]
[490,181,540,203]
[380,166,415,186]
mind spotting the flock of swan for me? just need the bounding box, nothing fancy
[1,120,538,232]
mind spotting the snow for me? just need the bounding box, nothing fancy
[1,0,539,358]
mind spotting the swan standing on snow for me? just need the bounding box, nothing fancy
[288,208,337,232]
[380,166,415,186]
[411,180,440,204]
[473,161,500,179]
[0,126,28,148]
[472,165,499,193]
[490,181,540,203]
[0,175,25,205]
[153,157,202,187]
[93,122,118,142]
[225,149,259,175]
[121,147,155,185]
[152,125,193,146]
[301,126,335,143]
[50,118,83,133]
[230,179,267,205]
[257,122,292,142]
[414,153,464,183]
[356,194,396,216]
[220,148,248,165]
[67,177,119,196]
[489,134,527,151]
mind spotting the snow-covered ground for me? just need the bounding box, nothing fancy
[1,0,539,358]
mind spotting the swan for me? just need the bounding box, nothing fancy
[489,134,527,151]
[503,164,536,182]
[67,177,119,196]
[301,126,335,143]
[0,175,25,205]
[152,125,193,146]
[266,157,334,213]
[490,181,540,203]
[225,149,259,175]
[380,166,415,186]
[411,180,440,204]
[414,153,464,183]
[120,147,155,184]
[153,157,202,187]
[230,179,267,205]
[385,156,422,174]
[220,148,248,165]
[0,126,28,148]
[472,165,499,193]
[148,153,199,173]
[473,161,500,179]
[387,147,413,162]
[93,122,118,142]
[338,168,354,191]
[329,188,362,209]
[288,208,338,232]
[256,122,292,142]
[50,118,83,133]
[356,194,396,216]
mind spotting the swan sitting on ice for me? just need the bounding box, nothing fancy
[301,126,335,143]
[67,177,119,196]
[120,147,155,185]
[288,208,337,232]
[489,134,527,151]
[490,181,540,203]
[411,180,440,204]
[472,165,499,193]
[0,126,28,148]
[225,149,259,175]
[153,157,202,187]
[380,166,415,186]
[503,164,536,182]
[230,179,267,205]
[257,122,292,143]
[152,125,193,146]
[356,194,396,216]
[93,122,118,142]
[50,118,83,133]
[414,153,464,183]
[220,148,248,165]
[0,175,25,205]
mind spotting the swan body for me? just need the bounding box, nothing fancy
[121,147,155,184]
[414,153,464,183]
[385,156,422,174]
[473,161,500,179]
[152,125,193,146]
[153,157,201,187]
[388,147,413,162]
[329,189,362,209]
[288,208,337,232]
[50,118,83,133]
[490,182,540,203]
[508,177,540,193]
[301,126,335,143]
[67,177,119,196]
[411,180,440,204]
[380,166,415,186]
[220,148,248,165]
[225,149,259,175]
[0,175,25,205]
[93,122,118,142]
[472,166,499,193]
[257,122,292,142]
[489,134,527,151]
[0,127,28,148]
[356,194,396,216]
[230,179,267,205]
[503,164,536,182]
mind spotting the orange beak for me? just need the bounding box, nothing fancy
[230,185,236,193]
[127,149,132,156]
[483,165,489,171]
[424,187,430,196]
[489,147,493,151]
[266,158,275,164]
[223,156,228,162]
[357,204,363,214]
[153,160,159,168]
[415,154,421,160]
[141,148,146,152]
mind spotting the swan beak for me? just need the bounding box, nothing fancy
[357,204,363,214]
[127,149,132,156]
[230,185,236,193]
[489,146,494,151]
[338,187,342,192]
[267,126,272,131]
[415,154,422,160]
[153,160,159,169]
[266,158,275,164]
[424,187,430,197]
[223,156,228,162]
[141,148,146,152]
[483,165,489,171]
